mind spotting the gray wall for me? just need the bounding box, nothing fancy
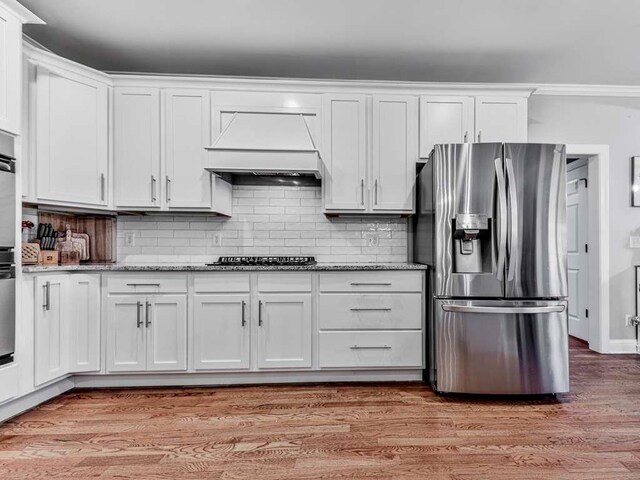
[528,95,640,340]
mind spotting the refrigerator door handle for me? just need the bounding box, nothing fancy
[505,157,518,281]
[442,304,565,314]
[494,158,508,281]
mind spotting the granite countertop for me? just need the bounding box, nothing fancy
[22,263,429,273]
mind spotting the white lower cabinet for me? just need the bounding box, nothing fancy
[106,294,187,372]
[257,294,312,369]
[33,273,101,386]
[193,295,250,370]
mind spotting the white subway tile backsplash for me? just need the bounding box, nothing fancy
[117,185,408,264]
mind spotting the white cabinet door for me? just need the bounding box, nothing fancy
[257,294,312,369]
[0,5,21,135]
[193,295,250,370]
[322,94,368,211]
[68,274,101,373]
[146,295,187,371]
[475,96,527,143]
[372,95,417,213]
[114,87,161,209]
[419,96,474,157]
[164,89,212,209]
[34,276,68,386]
[106,296,146,372]
[35,65,109,207]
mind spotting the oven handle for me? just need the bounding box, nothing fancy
[442,305,565,314]
[0,266,15,279]
[0,158,14,172]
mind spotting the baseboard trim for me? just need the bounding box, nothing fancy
[607,339,638,354]
[73,370,424,389]
[0,377,75,424]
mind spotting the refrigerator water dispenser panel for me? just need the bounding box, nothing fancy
[453,213,490,274]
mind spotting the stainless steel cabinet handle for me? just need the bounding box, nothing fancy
[136,301,143,328]
[374,179,379,205]
[350,282,392,286]
[166,176,171,202]
[100,173,105,201]
[42,281,50,310]
[151,176,157,203]
[350,307,392,311]
[126,283,161,287]
[360,179,365,206]
[145,301,151,327]
[477,130,482,142]
[258,300,263,326]
[441,305,565,314]
[350,345,391,350]
[505,157,518,282]
[241,300,246,327]
[494,158,508,281]
[463,131,468,142]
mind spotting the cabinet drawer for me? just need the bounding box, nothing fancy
[106,275,187,294]
[194,273,250,293]
[319,271,423,293]
[319,294,422,330]
[0,363,19,404]
[257,273,312,292]
[319,331,423,368]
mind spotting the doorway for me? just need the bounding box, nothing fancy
[567,157,589,342]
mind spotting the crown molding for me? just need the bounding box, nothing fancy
[532,84,640,97]
[0,0,44,24]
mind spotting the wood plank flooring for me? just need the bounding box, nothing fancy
[1,338,639,479]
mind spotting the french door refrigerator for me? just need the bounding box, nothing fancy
[414,143,569,394]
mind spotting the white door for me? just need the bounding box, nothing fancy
[114,87,161,208]
[193,295,250,370]
[0,5,21,135]
[106,296,146,372]
[36,65,109,207]
[475,96,527,143]
[322,94,368,211]
[68,274,101,373]
[146,295,187,371]
[257,294,312,369]
[34,276,68,386]
[164,89,212,209]
[371,95,417,213]
[567,163,589,341]
[419,96,474,157]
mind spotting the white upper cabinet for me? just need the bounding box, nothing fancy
[35,65,109,207]
[193,295,250,370]
[475,96,527,143]
[419,96,474,157]
[371,95,418,212]
[322,94,368,211]
[164,89,212,209]
[114,87,160,209]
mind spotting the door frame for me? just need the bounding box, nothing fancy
[566,144,610,353]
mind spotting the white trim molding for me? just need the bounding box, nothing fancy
[566,145,611,353]
[608,340,638,354]
[533,84,640,98]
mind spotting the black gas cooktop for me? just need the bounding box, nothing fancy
[208,256,317,267]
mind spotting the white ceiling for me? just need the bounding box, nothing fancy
[17,0,640,85]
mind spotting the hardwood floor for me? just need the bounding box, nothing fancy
[1,338,639,479]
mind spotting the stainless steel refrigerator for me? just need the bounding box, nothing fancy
[414,143,569,395]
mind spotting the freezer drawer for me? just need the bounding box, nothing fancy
[434,299,569,395]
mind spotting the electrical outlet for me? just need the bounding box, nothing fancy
[630,236,640,249]
[213,233,221,246]
[627,315,640,327]
[124,232,135,247]
[365,232,380,247]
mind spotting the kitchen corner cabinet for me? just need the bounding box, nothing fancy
[323,94,417,214]
[419,94,528,158]
[106,295,187,372]
[193,295,250,370]
[114,87,161,209]
[35,65,110,207]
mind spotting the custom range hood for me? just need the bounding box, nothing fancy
[204,112,322,179]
